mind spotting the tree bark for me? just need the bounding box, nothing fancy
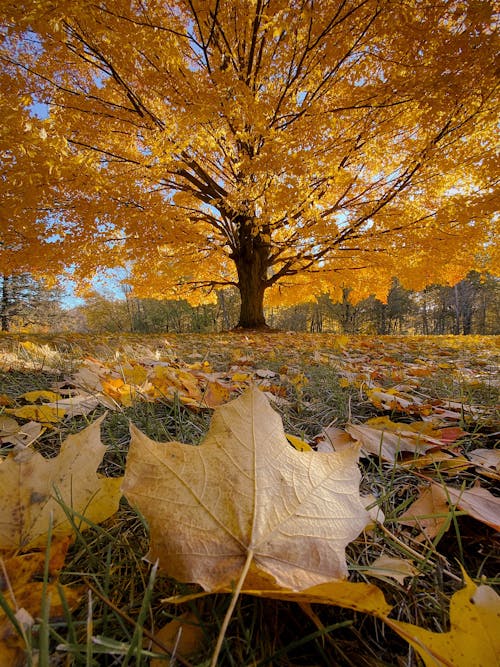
[1,276,11,332]
[233,217,269,329]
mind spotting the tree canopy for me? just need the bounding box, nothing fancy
[1,0,498,327]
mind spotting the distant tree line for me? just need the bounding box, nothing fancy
[0,272,498,335]
[271,274,499,335]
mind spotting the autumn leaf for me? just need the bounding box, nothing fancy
[365,556,420,586]
[444,484,500,532]
[20,390,62,403]
[0,538,82,665]
[0,417,44,449]
[0,416,122,550]
[122,387,369,592]
[398,484,451,541]
[345,422,434,462]
[386,571,500,667]
[149,612,205,666]
[239,579,393,618]
[6,404,67,425]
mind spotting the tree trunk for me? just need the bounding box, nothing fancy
[1,276,11,332]
[234,217,269,329]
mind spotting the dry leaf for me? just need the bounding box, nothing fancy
[6,404,67,424]
[386,571,500,667]
[365,556,420,585]
[398,485,451,541]
[149,612,205,665]
[45,393,100,418]
[346,423,433,462]
[122,387,369,592]
[0,416,122,550]
[314,426,357,453]
[201,381,231,408]
[20,390,62,403]
[0,420,45,449]
[467,449,500,471]
[240,579,392,617]
[444,484,500,532]
[285,433,313,451]
[0,538,82,665]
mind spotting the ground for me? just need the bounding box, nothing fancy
[0,332,498,666]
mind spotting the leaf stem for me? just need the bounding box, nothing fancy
[210,549,254,667]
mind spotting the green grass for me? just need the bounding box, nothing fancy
[0,333,498,666]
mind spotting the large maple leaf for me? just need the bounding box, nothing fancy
[0,416,122,550]
[122,387,369,592]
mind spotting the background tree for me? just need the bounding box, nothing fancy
[0,273,62,331]
[1,1,498,328]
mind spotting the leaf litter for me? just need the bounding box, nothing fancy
[0,332,498,665]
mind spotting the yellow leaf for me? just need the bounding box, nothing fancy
[122,387,369,592]
[0,416,122,550]
[201,381,231,408]
[239,579,392,617]
[285,433,312,451]
[0,538,82,664]
[386,572,500,667]
[122,363,148,386]
[20,390,62,403]
[6,404,67,424]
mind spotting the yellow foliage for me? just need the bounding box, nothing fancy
[0,1,497,325]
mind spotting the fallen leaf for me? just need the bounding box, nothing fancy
[0,416,22,438]
[0,420,44,449]
[0,538,82,665]
[122,387,369,592]
[444,484,500,532]
[346,423,433,462]
[149,612,205,666]
[240,579,392,617]
[0,395,14,407]
[365,556,420,585]
[20,390,62,403]
[467,449,500,471]
[398,485,451,541]
[201,381,231,408]
[285,433,313,451]
[6,403,67,424]
[0,416,122,550]
[45,393,100,418]
[386,571,500,667]
[314,426,357,453]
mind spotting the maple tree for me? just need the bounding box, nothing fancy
[1,1,498,328]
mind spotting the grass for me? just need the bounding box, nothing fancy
[0,332,498,666]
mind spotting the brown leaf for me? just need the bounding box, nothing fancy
[398,485,450,540]
[444,484,500,532]
[122,387,369,592]
[149,612,205,666]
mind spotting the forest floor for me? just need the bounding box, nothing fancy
[0,332,498,666]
